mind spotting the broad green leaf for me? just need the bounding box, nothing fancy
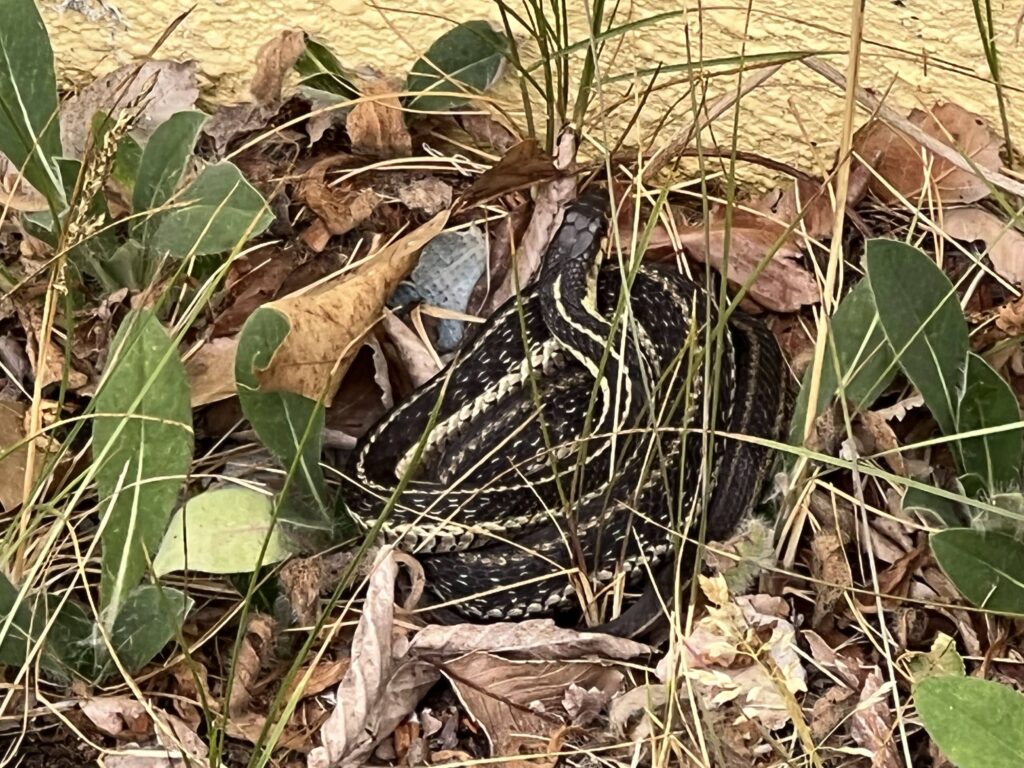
[88,239,150,293]
[0,0,64,208]
[132,110,207,225]
[405,20,508,112]
[916,676,1024,768]
[956,353,1023,496]
[105,584,192,677]
[905,632,965,683]
[866,239,967,436]
[789,279,896,444]
[153,487,293,576]
[903,485,968,528]
[931,528,1024,614]
[93,309,193,627]
[148,162,273,257]
[0,572,32,666]
[55,157,81,202]
[36,594,96,683]
[90,110,143,193]
[295,37,358,98]
[236,308,335,547]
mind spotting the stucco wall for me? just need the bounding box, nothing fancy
[43,1,1024,181]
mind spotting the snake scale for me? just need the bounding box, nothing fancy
[341,187,789,638]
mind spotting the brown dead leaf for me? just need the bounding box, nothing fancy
[228,614,276,717]
[184,336,238,407]
[253,210,449,405]
[666,207,820,312]
[308,548,439,768]
[213,246,297,337]
[286,658,351,701]
[442,652,622,764]
[810,530,853,626]
[80,696,151,738]
[250,30,306,107]
[943,206,1024,284]
[61,61,199,159]
[658,575,806,731]
[849,668,900,767]
[0,154,48,212]
[297,158,381,238]
[486,130,577,312]
[460,138,560,208]
[809,685,856,744]
[347,80,412,157]
[854,102,1003,205]
[278,556,324,628]
[855,410,906,476]
[803,630,865,689]
[0,400,30,512]
[410,619,652,661]
[380,309,441,388]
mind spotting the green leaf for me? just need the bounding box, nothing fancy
[931,528,1024,614]
[905,632,965,683]
[235,308,334,547]
[132,110,207,226]
[916,676,1024,768]
[956,353,1023,496]
[36,594,96,683]
[405,20,508,112]
[93,309,193,627]
[153,486,294,576]
[866,239,968,436]
[903,485,968,528]
[148,162,273,257]
[0,0,64,209]
[294,36,358,98]
[106,584,192,676]
[0,572,32,667]
[789,279,896,444]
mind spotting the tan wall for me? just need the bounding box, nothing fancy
[44,1,1024,182]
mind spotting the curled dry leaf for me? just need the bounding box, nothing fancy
[297,156,381,242]
[942,206,1024,284]
[658,575,807,731]
[250,30,307,107]
[228,614,276,717]
[61,60,200,159]
[80,697,151,738]
[441,652,622,764]
[460,138,560,208]
[254,209,449,405]
[308,548,439,768]
[347,79,412,157]
[486,130,577,312]
[381,309,441,388]
[854,102,1003,205]
[849,668,900,768]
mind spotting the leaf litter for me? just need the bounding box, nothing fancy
[5,19,1024,768]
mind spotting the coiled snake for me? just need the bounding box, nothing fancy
[342,188,789,638]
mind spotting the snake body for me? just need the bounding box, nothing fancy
[342,189,789,637]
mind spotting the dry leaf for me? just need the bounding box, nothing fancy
[810,530,853,625]
[0,400,30,512]
[285,658,351,701]
[347,80,412,157]
[943,206,1024,284]
[410,619,652,661]
[854,102,1003,205]
[228,614,276,717]
[809,684,856,744]
[213,246,297,338]
[80,696,151,738]
[184,337,238,407]
[0,154,48,212]
[856,410,906,476]
[849,668,900,767]
[442,652,622,764]
[254,209,449,405]
[61,61,199,159]
[297,157,381,237]
[657,575,806,731]
[381,310,441,388]
[667,207,820,312]
[460,138,560,208]
[308,548,439,768]
[250,30,306,106]
[486,130,577,312]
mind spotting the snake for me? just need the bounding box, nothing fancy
[340,187,789,638]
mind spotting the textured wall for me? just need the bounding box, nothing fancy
[44,1,1024,181]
